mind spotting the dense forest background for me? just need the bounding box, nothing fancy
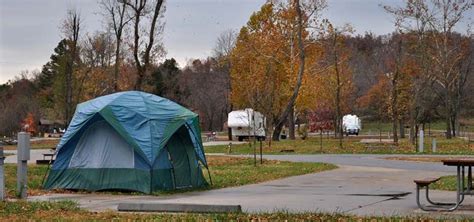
[0,0,472,142]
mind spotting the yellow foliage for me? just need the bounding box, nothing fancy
[231,2,326,122]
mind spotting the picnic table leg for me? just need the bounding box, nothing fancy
[460,166,465,204]
[415,184,438,211]
[457,166,466,204]
[432,166,465,211]
[425,185,456,206]
[468,166,472,191]
[445,166,464,211]
[416,184,431,211]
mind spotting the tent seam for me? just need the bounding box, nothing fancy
[139,93,154,162]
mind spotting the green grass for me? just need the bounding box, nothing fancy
[3,156,336,198]
[360,119,474,134]
[0,200,81,220]
[360,121,394,134]
[0,201,470,221]
[207,137,383,154]
[427,175,474,192]
[207,156,336,189]
[431,175,459,191]
[206,136,473,155]
[5,164,49,197]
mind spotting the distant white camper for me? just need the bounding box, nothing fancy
[228,108,266,141]
[342,114,361,136]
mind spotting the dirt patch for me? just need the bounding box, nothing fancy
[360,139,395,144]
[3,139,59,150]
[382,156,465,163]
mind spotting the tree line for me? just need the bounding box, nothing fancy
[0,0,473,144]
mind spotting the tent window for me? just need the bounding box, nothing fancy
[69,120,134,168]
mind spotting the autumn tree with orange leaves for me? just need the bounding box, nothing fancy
[230,0,327,141]
[297,23,354,148]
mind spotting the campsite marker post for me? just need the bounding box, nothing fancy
[0,146,5,201]
[319,130,323,152]
[418,129,424,153]
[17,132,30,199]
[432,138,437,153]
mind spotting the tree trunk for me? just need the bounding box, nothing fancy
[392,120,398,143]
[391,38,402,143]
[271,0,305,141]
[65,61,73,125]
[289,106,295,140]
[409,116,415,145]
[207,114,214,132]
[65,39,75,125]
[113,38,121,92]
[333,31,343,148]
[134,71,145,90]
[64,12,80,125]
[399,119,405,138]
[272,121,285,141]
[445,95,452,139]
[451,113,457,137]
[127,0,164,91]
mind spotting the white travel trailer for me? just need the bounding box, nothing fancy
[228,108,266,141]
[342,114,361,136]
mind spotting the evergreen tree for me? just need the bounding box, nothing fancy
[36,39,69,120]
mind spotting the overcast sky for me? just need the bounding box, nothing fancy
[0,0,470,84]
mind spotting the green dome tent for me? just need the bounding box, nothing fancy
[44,91,209,193]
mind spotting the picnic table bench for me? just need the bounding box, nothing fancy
[36,148,56,165]
[206,132,217,141]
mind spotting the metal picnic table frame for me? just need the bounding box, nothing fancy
[436,159,474,211]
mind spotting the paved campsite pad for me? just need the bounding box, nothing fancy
[28,154,474,217]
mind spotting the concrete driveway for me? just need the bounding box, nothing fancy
[27,153,474,217]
